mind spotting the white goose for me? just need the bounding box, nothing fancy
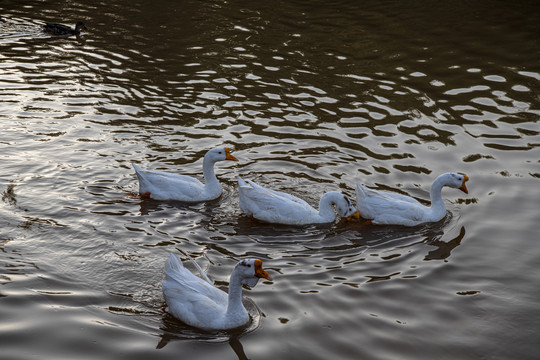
[132,147,238,201]
[356,172,469,226]
[237,176,359,225]
[162,253,272,331]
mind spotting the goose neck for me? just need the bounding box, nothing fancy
[318,192,340,222]
[225,270,247,318]
[429,174,447,209]
[202,156,219,188]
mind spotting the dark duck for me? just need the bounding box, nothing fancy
[43,21,88,36]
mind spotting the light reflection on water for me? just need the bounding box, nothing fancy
[1,0,539,359]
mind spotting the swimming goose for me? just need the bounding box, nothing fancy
[356,172,469,226]
[237,176,359,225]
[162,253,272,330]
[43,21,88,36]
[132,147,238,202]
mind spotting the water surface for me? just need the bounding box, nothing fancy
[1,1,539,359]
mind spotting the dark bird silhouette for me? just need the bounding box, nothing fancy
[43,21,88,36]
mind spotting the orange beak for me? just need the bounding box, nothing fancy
[254,259,272,281]
[458,173,469,194]
[346,210,360,221]
[225,147,238,161]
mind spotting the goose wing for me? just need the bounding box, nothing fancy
[244,178,311,207]
[356,182,426,224]
[132,163,205,200]
[162,254,229,328]
[238,177,316,224]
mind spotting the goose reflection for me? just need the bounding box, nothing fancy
[424,225,466,261]
[136,195,217,217]
[156,294,260,359]
[229,336,250,360]
[156,318,250,360]
[136,196,169,216]
[348,211,466,259]
[135,185,232,217]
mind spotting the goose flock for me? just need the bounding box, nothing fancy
[132,146,470,331]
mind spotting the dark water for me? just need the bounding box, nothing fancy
[1,0,539,359]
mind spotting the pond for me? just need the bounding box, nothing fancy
[1,1,539,359]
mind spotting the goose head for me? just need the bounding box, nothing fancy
[450,172,469,194]
[336,195,360,220]
[205,147,238,163]
[235,259,272,288]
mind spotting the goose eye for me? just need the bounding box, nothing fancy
[247,264,251,268]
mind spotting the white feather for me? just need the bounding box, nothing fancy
[355,172,469,226]
[237,176,359,225]
[132,147,237,202]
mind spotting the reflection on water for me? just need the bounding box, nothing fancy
[1,183,17,206]
[228,337,250,360]
[157,331,250,360]
[424,225,466,261]
[1,0,539,359]
[156,300,258,360]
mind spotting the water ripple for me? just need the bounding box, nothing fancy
[1,1,539,359]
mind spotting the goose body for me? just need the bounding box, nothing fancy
[43,21,88,36]
[356,172,469,226]
[237,176,359,225]
[162,253,272,330]
[132,147,237,202]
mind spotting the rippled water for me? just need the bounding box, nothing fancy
[1,0,539,359]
